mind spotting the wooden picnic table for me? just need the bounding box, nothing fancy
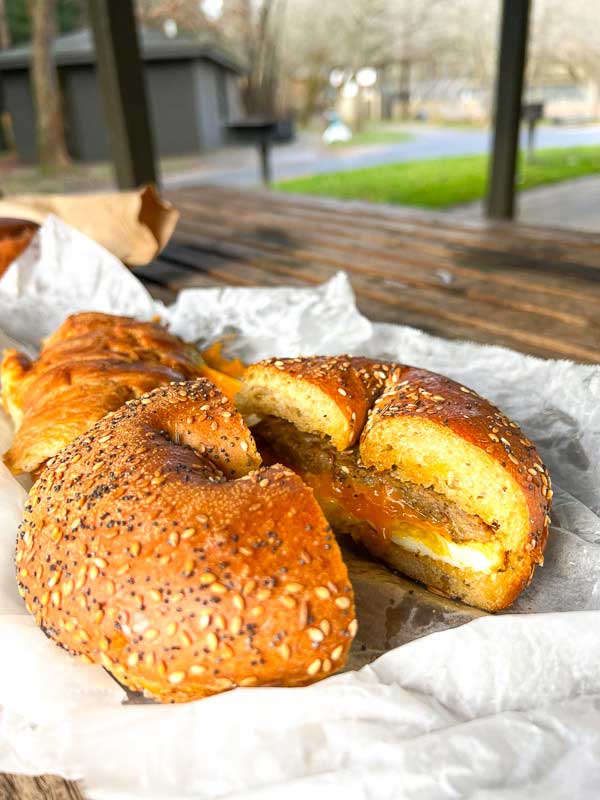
[139,185,600,363]
[4,184,600,800]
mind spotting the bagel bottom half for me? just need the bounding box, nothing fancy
[15,380,355,702]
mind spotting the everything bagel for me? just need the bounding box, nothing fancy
[16,380,355,702]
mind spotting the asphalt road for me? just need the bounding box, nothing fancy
[165,123,600,189]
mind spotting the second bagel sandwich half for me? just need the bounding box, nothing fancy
[237,356,552,612]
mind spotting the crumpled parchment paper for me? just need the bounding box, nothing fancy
[0,217,598,800]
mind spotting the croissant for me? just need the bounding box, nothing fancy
[1,312,210,475]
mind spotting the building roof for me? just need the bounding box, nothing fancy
[0,26,244,73]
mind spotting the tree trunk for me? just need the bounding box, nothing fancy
[399,57,411,121]
[0,0,10,50]
[28,0,69,169]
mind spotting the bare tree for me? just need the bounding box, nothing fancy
[28,0,69,169]
[0,0,10,50]
[137,0,211,32]
[224,0,288,117]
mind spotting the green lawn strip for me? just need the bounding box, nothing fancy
[330,128,413,147]
[275,146,600,208]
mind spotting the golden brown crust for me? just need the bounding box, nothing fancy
[2,312,205,474]
[363,366,551,568]
[16,380,355,702]
[239,356,552,611]
[240,356,391,450]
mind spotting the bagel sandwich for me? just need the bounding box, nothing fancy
[237,356,552,612]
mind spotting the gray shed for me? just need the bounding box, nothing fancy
[0,27,244,163]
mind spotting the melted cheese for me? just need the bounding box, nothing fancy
[301,471,503,574]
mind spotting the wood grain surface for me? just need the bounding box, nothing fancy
[0,774,84,800]
[132,186,600,363]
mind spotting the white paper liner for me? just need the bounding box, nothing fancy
[0,217,598,799]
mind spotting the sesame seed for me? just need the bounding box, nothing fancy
[230,615,242,635]
[214,614,226,629]
[211,582,227,594]
[250,605,264,618]
[307,659,321,676]
[335,596,351,609]
[166,622,178,636]
[331,645,344,661]
[144,628,159,641]
[232,593,245,610]
[307,627,324,642]
[127,653,139,667]
[48,526,62,543]
[168,532,180,547]
[320,620,331,636]
[284,582,303,594]
[314,586,330,600]
[198,611,211,629]
[47,572,61,588]
[322,659,332,673]
[181,528,195,539]
[168,670,187,685]
[105,580,115,595]
[183,559,195,576]
[180,631,193,647]
[206,632,218,651]
[239,676,258,686]
[200,572,217,585]
[130,542,141,557]
[189,665,205,676]
[348,619,358,636]
[278,643,290,660]
[92,557,108,569]
[280,595,296,609]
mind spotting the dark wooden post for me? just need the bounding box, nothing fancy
[485,0,531,220]
[87,0,158,189]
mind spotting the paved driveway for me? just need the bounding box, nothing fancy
[165,123,600,188]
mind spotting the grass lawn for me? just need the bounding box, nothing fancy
[275,146,600,208]
[330,125,413,148]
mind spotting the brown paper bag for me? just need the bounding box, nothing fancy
[0,184,178,266]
